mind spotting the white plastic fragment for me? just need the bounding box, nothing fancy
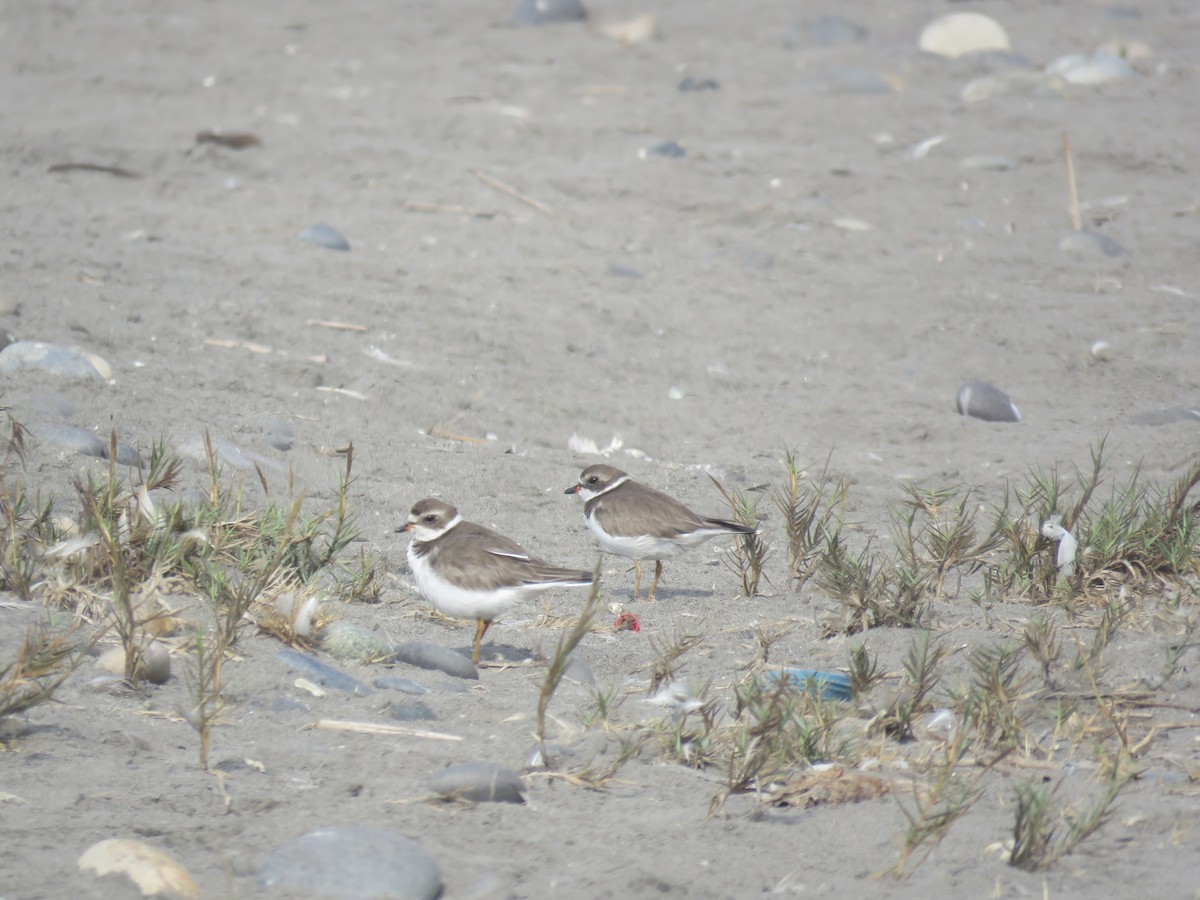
[1041,521,1078,575]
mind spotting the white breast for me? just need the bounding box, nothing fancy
[406,542,528,621]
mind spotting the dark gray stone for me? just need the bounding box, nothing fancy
[956,380,1021,423]
[393,641,479,680]
[257,825,441,900]
[678,76,719,92]
[276,650,374,696]
[428,762,526,804]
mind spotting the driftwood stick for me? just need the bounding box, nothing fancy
[1062,131,1082,232]
[468,169,553,215]
[312,719,463,741]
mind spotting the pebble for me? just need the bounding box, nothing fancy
[31,423,105,458]
[645,140,686,159]
[427,762,526,804]
[392,641,479,680]
[677,76,719,92]
[299,223,351,252]
[606,262,643,279]
[390,701,437,722]
[0,341,107,380]
[919,12,1010,58]
[1124,407,1200,427]
[276,649,374,695]
[1046,52,1135,85]
[95,642,172,685]
[956,380,1022,423]
[763,669,854,701]
[959,155,1019,172]
[318,621,395,664]
[511,0,587,26]
[1059,228,1127,259]
[257,826,442,900]
[374,675,431,695]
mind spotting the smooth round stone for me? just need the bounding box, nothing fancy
[960,155,1019,172]
[319,621,394,664]
[374,675,431,695]
[1047,52,1135,85]
[276,649,374,695]
[390,701,436,722]
[0,342,106,380]
[511,0,587,26]
[32,423,105,458]
[427,762,526,804]
[257,826,442,900]
[956,380,1021,423]
[299,223,351,252]
[1059,229,1127,258]
[919,12,1011,58]
[392,641,479,680]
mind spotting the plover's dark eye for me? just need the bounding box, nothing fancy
[587,476,598,485]
[424,514,436,523]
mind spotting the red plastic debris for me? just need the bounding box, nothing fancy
[614,612,641,632]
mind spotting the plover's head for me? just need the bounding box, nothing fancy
[400,498,461,542]
[565,464,629,501]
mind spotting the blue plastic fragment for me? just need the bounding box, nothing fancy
[764,668,854,702]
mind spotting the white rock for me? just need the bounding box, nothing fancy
[1047,52,1135,85]
[919,12,1011,59]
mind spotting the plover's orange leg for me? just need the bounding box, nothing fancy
[632,560,643,600]
[472,618,492,665]
[646,560,664,601]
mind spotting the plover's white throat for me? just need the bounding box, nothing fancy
[400,498,593,664]
[565,464,756,600]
